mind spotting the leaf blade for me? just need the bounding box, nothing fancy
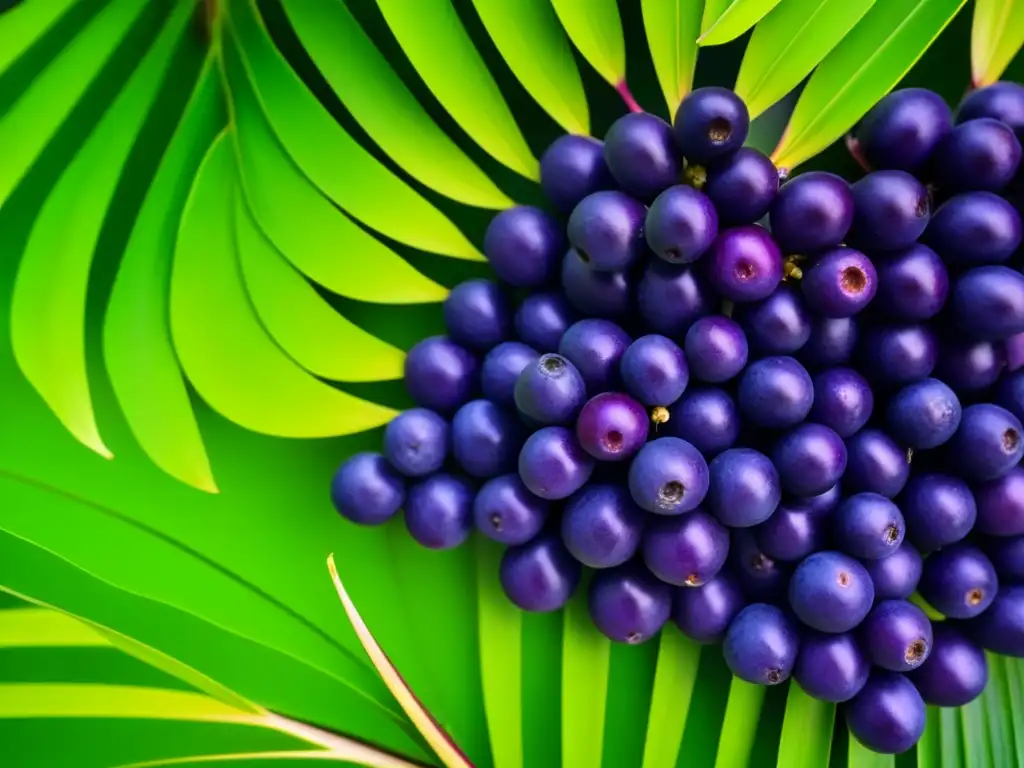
[713,677,766,768]
[970,0,1024,86]
[775,682,834,767]
[0,607,109,649]
[0,0,81,75]
[561,582,610,768]
[734,0,877,119]
[639,628,701,768]
[550,0,627,86]
[642,0,705,116]
[848,734,893,768]
[699,0,787,46]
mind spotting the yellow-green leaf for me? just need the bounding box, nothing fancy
[775,683,834,767]
[848,734,893,768]
[279,0,510,209]
[639,629,702,768]
[713,677,765,767]
[642,0,705,116]
[469,0,589,135]
[550,0,627,87]
[699,0,786,46]
[374,0,537,179]
[170,132,396,437]
[0,0,80,75]
[10,0,193,460]
[971,0,1024,86]
[561,581,610,768]
[771,0,968,172]
[702,0,733,33]
[0,607,109,649]
[735,0,877,119]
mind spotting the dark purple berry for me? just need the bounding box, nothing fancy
[706,447,781,527]
[967,585,1024,656]
[919,543,998,619]
[958,81,1024,137]
[473,473,549,545]
[514,353,586,425]
[643,509,729,586]
[902,473,977,552]
[674,86,750,164]
[886,378,962,449]
[404,473,473,549]
[671,572,745,643]
[754,503,825,562]
[666,387,739,457]
[588,563,672,644]
[620,334,689,406]
[567,191,646,272]
[628,437,709,515]
[734,284,811,356]
[484,206,563,287]
[936,338,1004,391]
[844,429,910,498]
[849,171,930,250]
[481,342,539,408]
[800,316,858,368]
[557,318,630,393]
[810,367,873,438]
[794,631,870,703]
[684,315,748,383]
[845,672,925,754]
[925,192,1022,266]
[737,356,813,429]
[443,279,510,350]
[772,423,847,497]
[975,466,1024,536]
[404,336,478,414]
[383,408,448,477]
[769,171,853,254]
[729,528,791,602]
[857,88,952,173]
[933,117,1021,192]
[789,551,874,632]
[909,623,988,706]
[996,369,1024,423]
[723,603,799,685]
[705,147,778,225]
[863,542,922,600]
[859,324,938,386]
[518,426,595,500]
[706,225,783,302]
[514,293,573,352]
[500,533,582,611]
[953,266,1024,341]
[604,112,681,201]
[801,247,877,318]
[874,243,949,321]
[983,535,1024,584]
[861,600,933,672]
[644,186,718,264]
[452,400,522,478]
[575,392,649,462]
[561,249,632,319]
[833,493,905,560]
[947,403,1024,480]
[636,261,712,336]
[802,484,842,515]
[540,134,614,212]
[331,452,405,525]
[561,484,645,568]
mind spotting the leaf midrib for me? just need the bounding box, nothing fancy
[744,0,833,106]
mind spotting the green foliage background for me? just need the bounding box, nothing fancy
[1,0,1024,766]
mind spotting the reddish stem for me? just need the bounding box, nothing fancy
[844,134,871,174]
[616,80,643,113]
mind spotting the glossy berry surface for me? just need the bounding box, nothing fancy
[588,563,672,644]
[983,535,1024,584]
[603,112,680,201]
[642,510,729,586]
[952,265,1024,341]
[514,293,573,353]
[620,334,689,407]
[833,493,905,560]
[966,585,1024,656]
[975,466,1024,536]
[857,87,952,173]
[901,473,977,552]
[644,186,718,265]
[684,316,748,383]
[863,542,922,600]
[925,193,1022,266]
[666,387,739,457]
[801,247,878,318]
[737,356,814,429]
[404,336,479,414]
[558,319,631,393]
[484,205,563,287]
[810,367,873,438]
[443,279,510,351]
[859,324,938,386]
[500,533,582,612]
[561,484,645,568]
[567,191,647,272]
[789,551,874,633]
[947,403,1024,480]
[844,429,911,498]
[873,243,949,321]
[933,117,1022,192]
[735,284,811,356]
[919,543,998,619]
[794,631,870,703]
[885,378,962,449]
[845,672,926,754]
[561,248,632,319]
[331,452,405,525]
[800,316,858,368]
[723,603,799,685]
[404,473,474,550]
[849,171,930,251]
[861,600,933,672]
[636,262,712,336]
[704,147,778,225]
[958,81,1024,137]
[706,225,783,302]
[754,503,824,562]
[772,423,847,497]
[481,342,538,408]
[514,353,587,425]
[671,572,745,643]
[628,437,709,515]
[674,86,750,164]
[936,338,1004,391]
[706,448,781,527]
[909,623,988,707]
[383,408,449,478]
[575,392,649,462]
[518,427,595,500]
[452,400,522,478]
[730,528,791,602]
[769,171,853,254]
[539,134,614,212]
[473,474,549,545]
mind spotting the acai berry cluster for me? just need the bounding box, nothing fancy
[331,82,1024,755]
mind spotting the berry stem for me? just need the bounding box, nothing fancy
[844,134,871,174]
[616,80,643,114]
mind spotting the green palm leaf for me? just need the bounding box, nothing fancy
[0,0,80,73]
[549,0,627,91]
[699,0,787,46]
[639,629,701,768]
[970,0,1024,86]
[561,584,610,767]
[642,0,705,116]
[776,683,834,767]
